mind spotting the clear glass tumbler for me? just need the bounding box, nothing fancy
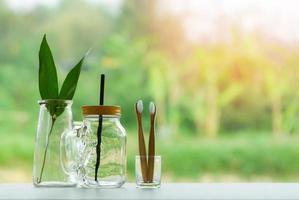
[135,155,161,188]
[33,100,76,187]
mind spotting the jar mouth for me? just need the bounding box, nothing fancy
[38,99,73,105]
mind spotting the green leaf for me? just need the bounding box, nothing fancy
[59,56,85,99]
[45,100,67,119]
[39,35,59,99]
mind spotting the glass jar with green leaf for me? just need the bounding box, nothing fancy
[33,35,85,187]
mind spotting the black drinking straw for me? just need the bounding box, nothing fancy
[95,74,105,181]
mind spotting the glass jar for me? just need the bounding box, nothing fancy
[33,100,76,187]
[76,105,126,188]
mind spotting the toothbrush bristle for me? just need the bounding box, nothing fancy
[137,100,143,113]
[149,101,155,114]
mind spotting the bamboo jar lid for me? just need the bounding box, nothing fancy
[82,105,121,116]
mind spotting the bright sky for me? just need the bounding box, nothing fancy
[5,0,122,13]
[5,0,59,10]
[5,0,299,43]
[160,0,299,43]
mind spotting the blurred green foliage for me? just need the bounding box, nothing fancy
[0,0,299,182]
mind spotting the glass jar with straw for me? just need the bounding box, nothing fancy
[66,74,127,188]
[74,105,127,188]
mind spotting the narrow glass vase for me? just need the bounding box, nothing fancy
[33,100,76,187]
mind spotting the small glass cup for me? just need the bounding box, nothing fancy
[135,155,161,188]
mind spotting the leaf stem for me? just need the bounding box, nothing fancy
[36,116,56,184]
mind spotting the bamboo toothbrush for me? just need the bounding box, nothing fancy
[135,100,148,182]
[148,101,156,183]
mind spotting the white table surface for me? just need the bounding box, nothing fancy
[0,183,299,199]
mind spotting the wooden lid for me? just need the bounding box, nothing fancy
[82,105,121,116]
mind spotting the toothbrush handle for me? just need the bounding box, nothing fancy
[148,115,155,183]
[137,113,148,182]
